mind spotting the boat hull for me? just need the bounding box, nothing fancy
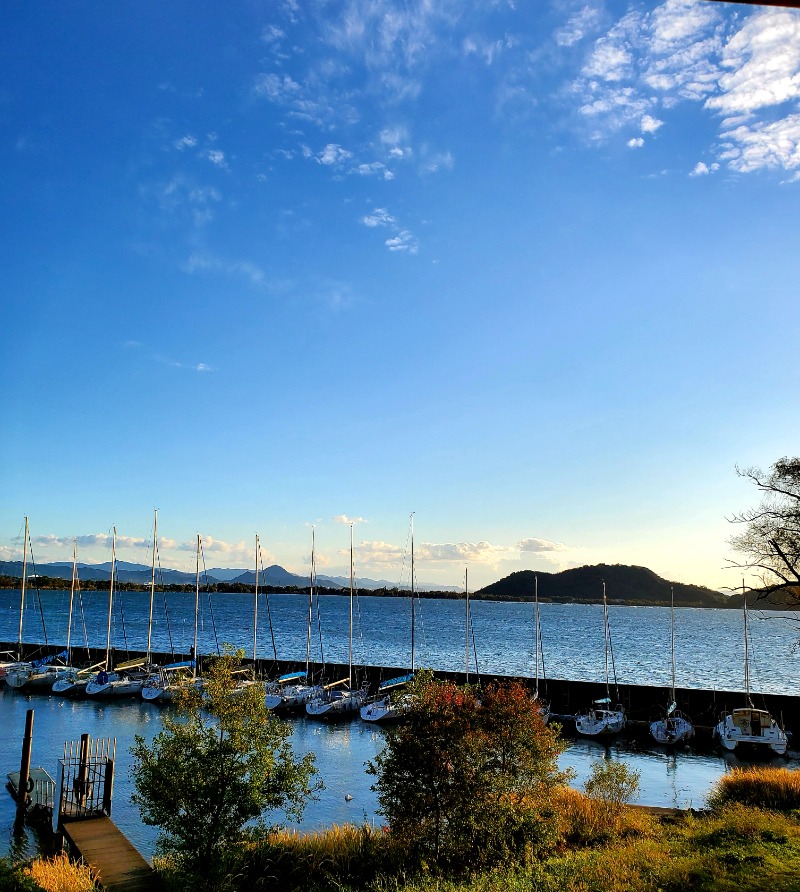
[575,707,626,737]
[650,713,694,746]
[307,690,366,721]
[714,710,787,756]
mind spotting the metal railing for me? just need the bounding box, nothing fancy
[57,734,116,823]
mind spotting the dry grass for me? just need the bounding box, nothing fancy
[550,786,656,846]
[242,823,396,891]
[708,766,800,813]
[25,852,97,892]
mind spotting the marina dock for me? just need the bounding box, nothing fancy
[61,816,156,892]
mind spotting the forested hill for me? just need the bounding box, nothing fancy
[476,564,733,608]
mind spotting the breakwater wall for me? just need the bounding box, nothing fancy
[6,641,798,738]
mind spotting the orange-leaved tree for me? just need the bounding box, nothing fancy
[369,672,568,872]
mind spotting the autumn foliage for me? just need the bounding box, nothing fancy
[369,673,568,872]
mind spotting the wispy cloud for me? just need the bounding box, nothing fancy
[568,1,800,175]
[360,206,419,254]
[334,514,368,525]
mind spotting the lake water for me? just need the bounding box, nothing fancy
[1,590,798,861]
[2,588,798,694]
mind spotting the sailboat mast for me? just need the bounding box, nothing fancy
[306,529,314,677]
[670,585,676,703]
[535,575,540,700]
[253,534,259,664]
[17,516,28,658]
[603,581,610,699]
[410,513,415,674]
[349,524,354,685]
[743,580,750,704]
[465,566,469,683]
[104,527,116,668]
[147,509,157,665]
[66,540,77,664]
[193,535,200,662]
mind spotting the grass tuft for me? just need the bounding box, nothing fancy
[25,852,96,892]
[708,766,800,813]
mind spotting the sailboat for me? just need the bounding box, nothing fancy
[52,542,103,696]
[574,581,626,737]
[6,519,74,692]
[265,529,322,713]
[714,584,787,756]
[143,529,201,703]
[532,575,550,723]
[86,528,149,698]
[307,525,367,720]
[1,517,32,684]
[650,587,694,745]
[361,514,416,724]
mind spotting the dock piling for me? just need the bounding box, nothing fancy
[15,708,34,827]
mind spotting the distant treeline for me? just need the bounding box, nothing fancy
[0,574,462,600]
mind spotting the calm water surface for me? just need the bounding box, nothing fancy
[2,589,798,694]
[1,591,797,861]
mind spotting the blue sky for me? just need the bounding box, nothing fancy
[2,0,799,591]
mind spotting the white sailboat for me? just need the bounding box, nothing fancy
[265,529,322,713]
[307,525,367,720]
[1,517,32,685]
[6,519,74,692]
[650,587,694,745]
[49,542,100,696]
[86,528,148,698]
[143,530,201,703]
[575,582,626,737]
[361,514,416,724]
[714,585,787,756]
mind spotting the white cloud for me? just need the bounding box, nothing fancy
[317,143,353,166]
[628,136,645,148]
[556,5,603,48]
[641,113,663,133]
[361,208,396,227]
[205,149,227,168]
[719,114,800,174]
[174,134,198,150]
[517,537,571,554]
[254,72,303,101]
[385,230,419,254]
[182,251,266,287]
[689,160,719,176]
[194,363,213,372]
[333,515,368,525]
[705,10,800,116]
[571,0,800,176]
[419,150,454,175]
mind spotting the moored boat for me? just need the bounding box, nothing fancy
[575,582,626,738]
[713,585,787,756]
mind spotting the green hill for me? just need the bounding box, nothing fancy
[476,563,733,608]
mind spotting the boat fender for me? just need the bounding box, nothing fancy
[344,794,353,801]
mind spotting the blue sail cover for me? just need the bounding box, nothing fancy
[278,671,307,682]
[32,649,68,667]
[378,673,414,692]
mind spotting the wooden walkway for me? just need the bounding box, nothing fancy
[61,817,158,892]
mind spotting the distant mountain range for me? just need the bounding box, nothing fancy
[0,560,459,593]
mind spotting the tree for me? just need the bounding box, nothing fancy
[729,458,800,604]
[131,650,319,891]
[369,673,569,872]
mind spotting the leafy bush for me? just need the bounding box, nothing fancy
[707,766,800,813]
[0,858,42,892]
[369,673,569,873]
[550,785,654,847]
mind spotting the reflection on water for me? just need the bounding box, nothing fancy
[2,686,792,862]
